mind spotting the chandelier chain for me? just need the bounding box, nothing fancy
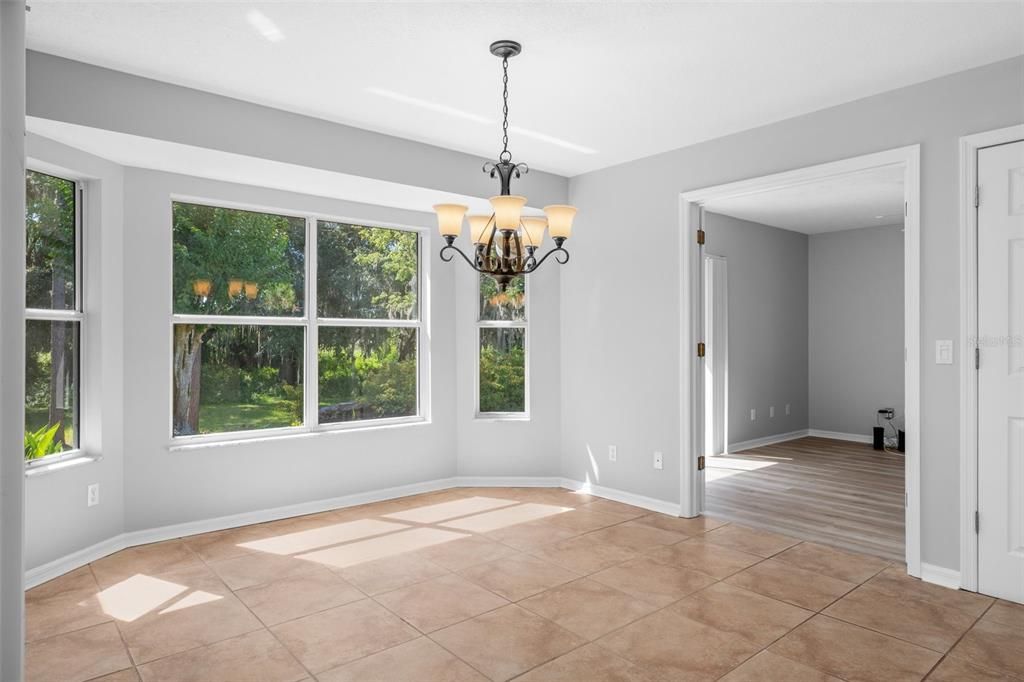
[500,56,511,163]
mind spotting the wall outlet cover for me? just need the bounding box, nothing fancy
[87,484,100,507]
[769,406,775,418]
[750,409,756,421]
[785,404,791,415]
[653,451,664,470]
[608,445,617,462]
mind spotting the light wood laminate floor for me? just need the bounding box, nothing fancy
[27,485,1019,682]
[706,436,906,562]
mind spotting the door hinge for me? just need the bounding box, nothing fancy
[904,201,908,217]
[975,510,980,533]
[697,342,706,358]
[697,455,706,471]
[974,185,980,208]
[697,229,705,246]
[975,347,980,370]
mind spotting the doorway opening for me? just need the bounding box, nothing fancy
[680,146,921,576]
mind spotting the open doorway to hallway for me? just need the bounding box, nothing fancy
[699,164,908,562]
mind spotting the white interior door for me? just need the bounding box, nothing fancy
[704,255,728,457]
[978,139,1024,603]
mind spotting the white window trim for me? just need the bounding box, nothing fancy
[167,196,429,447]
[475,275,530,420]
[23,167,87,470]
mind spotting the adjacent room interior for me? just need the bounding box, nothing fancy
[700,165,908,561]
[1,2,1022,681]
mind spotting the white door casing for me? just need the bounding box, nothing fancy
[978,139,1024,603]
[704,255,728,457]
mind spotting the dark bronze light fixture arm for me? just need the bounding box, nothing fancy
[439,236,569,279]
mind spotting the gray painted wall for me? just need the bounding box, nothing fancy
[24,135,127,572]
[563,56,1024,570]
[25,51,568,208]
[705,212,809,446]
[809,224,905,437]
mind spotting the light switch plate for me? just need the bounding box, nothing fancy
[936,339,954,365]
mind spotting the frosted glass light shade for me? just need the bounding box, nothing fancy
[468,214,493,244]
[544,205,577,239]
[490,195,527,230]
[433,203,468,237]
[520,217,547,248]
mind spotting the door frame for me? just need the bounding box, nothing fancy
[678,145,922,578]
[959,124,1024,592]
[703,254,728,463]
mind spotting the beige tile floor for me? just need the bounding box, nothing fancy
[24,487,1023,682]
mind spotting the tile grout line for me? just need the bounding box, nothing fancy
[919,598,1003,681]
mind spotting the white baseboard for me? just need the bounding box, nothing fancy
[454,476,562,488]
[728,429,810,453]
[25,475,589,589]
[26,535,130,591]
[807,429,873,444]
[561,479,679,516]
[27,476,459,588]
[920,563,962,590]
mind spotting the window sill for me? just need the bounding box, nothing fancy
[475,414,531,423]
[25,451,102,478]
[168,417,430,452]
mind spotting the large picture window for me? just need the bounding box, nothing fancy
[477,274,527,415]
[171,202,422,440]
[25,170,82,461]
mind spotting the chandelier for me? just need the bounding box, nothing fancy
[433,40,577,291]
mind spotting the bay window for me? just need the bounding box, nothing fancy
[171,201,422,441]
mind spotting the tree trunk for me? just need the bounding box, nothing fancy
[48,273,67,444]
[173,324,205,435]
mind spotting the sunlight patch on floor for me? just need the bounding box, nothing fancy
[705,456,779,482]
[96,574,188,622]
[239,518,410,555]
[297,527,470,569]
[383,496,519,524]
[157,590,223,615]
[439,503,571,533]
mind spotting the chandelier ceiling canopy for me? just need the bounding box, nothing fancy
[434,40,577,291]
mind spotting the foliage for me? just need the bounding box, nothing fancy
[24,423,63,460]
[171,206,426,434]
[317,222,418,319]
[25,171,75,310]
[172,202,306,316]
[479,329,526,413]
[480,274,525,321]
[24,172,78,459]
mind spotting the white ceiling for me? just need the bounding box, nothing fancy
[26,1,1024,176]
[704,164,905,234]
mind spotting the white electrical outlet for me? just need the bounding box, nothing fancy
[653,451,663,470]
[750,408,756,421]
[785,404,791,416]
[87,483,100,507]
[608,445,617,462]
[769,405,775,418]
